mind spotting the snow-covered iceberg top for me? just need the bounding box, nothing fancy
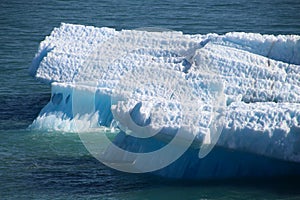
[30,23,300,163]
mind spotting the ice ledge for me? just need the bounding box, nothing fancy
[31,23,300,83]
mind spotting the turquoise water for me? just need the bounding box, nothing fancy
[1,0,300,199]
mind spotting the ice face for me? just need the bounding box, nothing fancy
[30,23,300,164]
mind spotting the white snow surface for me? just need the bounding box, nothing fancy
[30,23,300,162]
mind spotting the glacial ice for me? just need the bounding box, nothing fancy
[30,23,300,176]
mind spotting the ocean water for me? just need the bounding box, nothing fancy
[1,0,300,199]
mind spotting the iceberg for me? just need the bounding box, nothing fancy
[30,23,300,179]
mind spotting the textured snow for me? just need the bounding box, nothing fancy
[30,23,300,163]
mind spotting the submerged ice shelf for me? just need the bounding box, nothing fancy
[30,23,300,178]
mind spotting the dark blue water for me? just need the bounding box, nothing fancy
[1,0,300,199]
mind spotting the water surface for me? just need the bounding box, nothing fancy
[1,0,300,199]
